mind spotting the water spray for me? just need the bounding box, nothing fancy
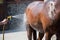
[2,14,26,40]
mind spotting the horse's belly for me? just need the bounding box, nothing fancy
[30,23,44,33]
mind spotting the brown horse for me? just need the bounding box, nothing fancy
[25,0,60,40]
[26,1,44,40]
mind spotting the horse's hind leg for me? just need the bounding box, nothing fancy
[33,29,37,40]
[56,32,60,40]
[45,32,53,40]
[26,24,33,40]
[38,32,44,40]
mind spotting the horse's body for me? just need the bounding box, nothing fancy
[26,1,44,40]
[25,0,60,40]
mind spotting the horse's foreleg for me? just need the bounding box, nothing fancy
[38,32,44,40]
[26,24,33,40]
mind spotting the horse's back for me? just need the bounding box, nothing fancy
[27,1,44,16]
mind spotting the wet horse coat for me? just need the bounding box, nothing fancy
[26,0,60,40]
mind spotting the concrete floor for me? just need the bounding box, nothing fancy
[0,14,56,40]
[0,31,56,40]
[0,31,27,40]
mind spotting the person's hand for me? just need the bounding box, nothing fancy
[1,19,8,25]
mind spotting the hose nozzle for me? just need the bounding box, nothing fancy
[7,16,12,20]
